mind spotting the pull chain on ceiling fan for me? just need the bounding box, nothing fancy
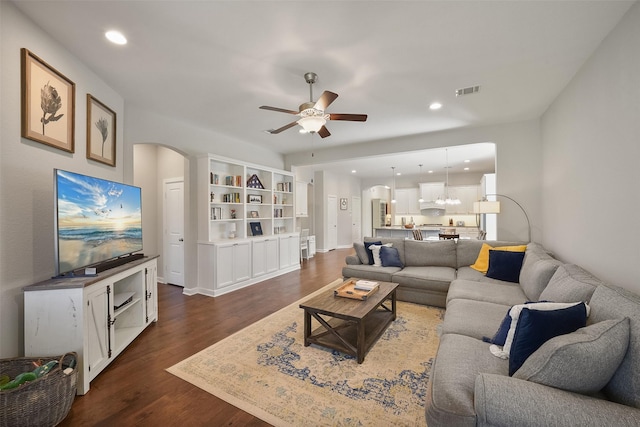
[259,72,367,139]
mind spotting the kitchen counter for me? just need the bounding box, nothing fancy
[374,226,479,240]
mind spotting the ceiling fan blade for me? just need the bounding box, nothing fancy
[318,126,331,138]
[314,91,338,111]
[267,121,298,134]
[259,105,299,115]
[329,113,368,122]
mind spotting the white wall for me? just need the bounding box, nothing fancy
[541,2,640,294]
[0,2,125,357]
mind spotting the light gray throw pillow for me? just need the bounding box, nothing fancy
[353,242,369,265]
[513,318,630,394]
[539,264,602,303]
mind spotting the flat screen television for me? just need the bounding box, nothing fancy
[54,169,143,277]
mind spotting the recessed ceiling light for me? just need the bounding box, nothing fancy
[429,102,442,110]
[464,167,470,171]
[464,159,470,163]
[351,170,356,174]
[396,172,401,176]
[428,170,433,174]
[105,30,127,45]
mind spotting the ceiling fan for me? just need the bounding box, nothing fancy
[260,72,367,138]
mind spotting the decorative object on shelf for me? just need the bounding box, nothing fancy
[249,222,263,236]
[86,94,116,167]
[340,198,348,210]
[246,174,264,189]
[473,194,532,242]
[248,194,262,204]
[230,209,236,219]
[250,210,259,218]
[227,223,236,239]
[21,48,76,153]
[435,148,461,205]
[210,192,215,202]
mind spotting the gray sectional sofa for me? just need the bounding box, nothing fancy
[342,238,640,426]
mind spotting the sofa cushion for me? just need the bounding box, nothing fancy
[507,303,589,375]
[486,250,526,283]
[364,237,406,265]
[341,264,401,283]
[589,284,640,409]
[353,242,369,265]
[456,240,524,268]
[363,240,382,265]
[426,333,508,426]
[441,299,512,341]
[539,264,601,303]
[380,246,403,268]
[513,318,630,394]
[470,243,527,273]
[392,266,455,293]
[446,278,527,307]
[518,243,562,301]
[404,240,457,268]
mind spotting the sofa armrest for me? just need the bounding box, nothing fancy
[475,373,640,427]
[345,255,362,265]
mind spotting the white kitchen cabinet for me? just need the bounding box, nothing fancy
[445,185,480,214]
[24,256,158,395]
[279,233,301,269]
[215,241,251,288]
[420,182,445,202]
[295,181,308,217]
[252,236,279,277]
[395,188,421,215]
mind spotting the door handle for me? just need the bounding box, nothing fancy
[179,238,184,242]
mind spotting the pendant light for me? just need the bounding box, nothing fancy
[390,166,396,204]
[418,164,424,203]
[435,148,461,205]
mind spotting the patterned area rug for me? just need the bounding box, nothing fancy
[167,279,444,426]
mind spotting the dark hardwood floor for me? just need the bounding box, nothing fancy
[59,248,352,427]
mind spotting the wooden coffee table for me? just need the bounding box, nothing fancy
[299,279,399,363]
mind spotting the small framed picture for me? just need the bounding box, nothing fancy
[21,48,75,152]
[250,210,259,218]
[87,94,116,166]
[340,198,348,210]
[248,194,262,204]
[249,221,263,236]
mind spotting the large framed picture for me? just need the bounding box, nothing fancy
[21,48,75,152]
[87,94,116,166]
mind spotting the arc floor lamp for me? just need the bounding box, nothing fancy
[473,194,532,242]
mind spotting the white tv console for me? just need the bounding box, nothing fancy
[23,255,158,395]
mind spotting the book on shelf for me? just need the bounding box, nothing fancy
[276,182,292,192]
[354,280,379,291]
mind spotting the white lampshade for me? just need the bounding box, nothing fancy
[298,116,326,133]
[473,201,501,214]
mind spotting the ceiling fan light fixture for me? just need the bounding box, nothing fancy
[297,116,327,133]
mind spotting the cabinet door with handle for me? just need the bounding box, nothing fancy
[86,284,111,382]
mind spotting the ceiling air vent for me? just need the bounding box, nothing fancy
[455,85,480,97]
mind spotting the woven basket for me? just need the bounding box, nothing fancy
[0,353,77,427]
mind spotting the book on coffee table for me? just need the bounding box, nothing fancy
[354,280,379,291]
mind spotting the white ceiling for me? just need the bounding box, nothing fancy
[12,0,633,178]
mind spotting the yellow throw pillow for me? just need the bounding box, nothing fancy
[470,244,527,273]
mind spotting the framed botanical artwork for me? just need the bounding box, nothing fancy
[21,48,75,152]
[87,94,116,166]
[340,198,348,210]
[248,194,262,204]
[250,210,259,218]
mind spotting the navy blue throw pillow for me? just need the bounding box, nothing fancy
[483,308,512,345]
[380,246,403,268]
[486,250,526,283]
[508,302,587,376]
[364,241,382,265]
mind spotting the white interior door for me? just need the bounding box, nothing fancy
[327,195,338,250]
[164,179,185,286]
[351,196,362,243]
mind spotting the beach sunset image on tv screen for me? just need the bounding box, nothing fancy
[55,169,143,275]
